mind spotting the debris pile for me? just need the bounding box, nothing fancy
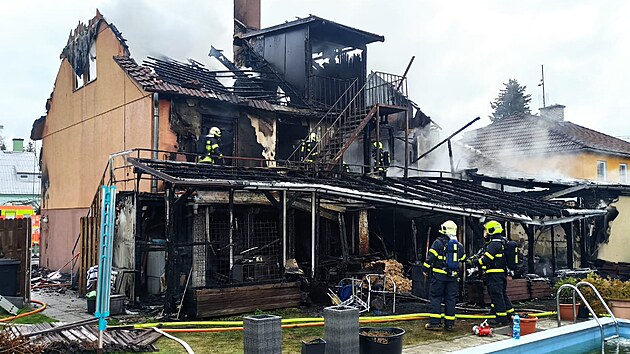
[0,327,45,354]
[7,320,162,353]
[366,260,412,293]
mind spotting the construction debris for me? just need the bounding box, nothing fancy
[6,322,162,353]
[0,327,45,354]
[366,260,412,293]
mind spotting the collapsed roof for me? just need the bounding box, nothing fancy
[127,157,604,225]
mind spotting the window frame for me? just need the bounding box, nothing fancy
[597,160,607,181]
[620,163,628,183]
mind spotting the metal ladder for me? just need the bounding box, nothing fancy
[556,281,619,352]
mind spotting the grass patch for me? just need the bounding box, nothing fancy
[0,306,56,324]
[121,310,474,354]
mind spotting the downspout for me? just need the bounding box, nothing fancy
[152,93,159,192]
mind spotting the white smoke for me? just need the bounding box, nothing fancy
[99,0,233,70]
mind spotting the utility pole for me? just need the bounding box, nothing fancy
[538,64,546,107]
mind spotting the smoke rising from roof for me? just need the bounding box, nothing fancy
[100,0,233,70]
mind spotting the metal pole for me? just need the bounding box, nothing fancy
[396,56,415,91]
[551,224,556,276]
[412,117,480,164]
[541,65,546,108]
[282,190,287,268]
[404,107,409,178]
[229,189,234,274]
[311,191,316,278]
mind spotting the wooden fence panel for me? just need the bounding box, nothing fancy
[78,216,99,295]
[0,218,31,302]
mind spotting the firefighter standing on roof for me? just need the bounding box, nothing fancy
[468,220,515,326]
[199,127,223,164]
[372,140,388,176]
[299,132,319,163]
[423,220,466,331]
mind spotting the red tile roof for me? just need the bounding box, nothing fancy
[461,114,630,158]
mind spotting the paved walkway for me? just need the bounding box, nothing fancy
[403,317,567,353]
[32,289,94,323]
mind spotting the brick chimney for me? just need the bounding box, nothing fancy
[12,138,24,152]
[234,0,260,31]
[539,104,565,121]
[233,0,261,66]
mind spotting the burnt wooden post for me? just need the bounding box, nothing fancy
[583,218,589,267]
[311,191,316,277]
[281,190,287,268]
[521,223,535,274]
[164,185,177,312]
[567,221,575,269]
[550,224,556,275]
[229,189,235,275]
[358,210,369,256]
[561,221,575,270]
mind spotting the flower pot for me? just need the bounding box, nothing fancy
[359,327,405,354]
[608,299,630,320]
[559,303,581,321]
[518,317,537,335]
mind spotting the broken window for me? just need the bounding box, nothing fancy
[74,42,97,89]
[74,73,84,90]
[87,42,97,82]
[597,160,607,181]
[620,163,628,183]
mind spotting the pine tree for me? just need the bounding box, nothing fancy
[489,79,532,122]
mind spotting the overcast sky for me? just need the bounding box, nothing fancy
[1,0,629,149]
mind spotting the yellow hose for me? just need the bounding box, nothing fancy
[0,300,47,323]
[117,311,557,331]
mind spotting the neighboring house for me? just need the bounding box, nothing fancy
[461,105,630,269]
[0,139,40,207]
[461,104,630,183]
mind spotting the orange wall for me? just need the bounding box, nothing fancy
[509,151,630,183]
[41,22,154,210]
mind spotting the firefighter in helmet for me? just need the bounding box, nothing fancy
[199,127,224,164]
[467,220,514,326]
[423,220,466,331]
[371,140,389,176]
[299,132,319,163]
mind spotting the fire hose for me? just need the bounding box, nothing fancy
[113,311,556,333]
[0,300,47,323]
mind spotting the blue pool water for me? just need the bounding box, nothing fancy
[456,319,630,354]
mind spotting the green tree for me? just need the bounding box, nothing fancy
[489,79,532,122]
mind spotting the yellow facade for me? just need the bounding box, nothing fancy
[41,22,154,210]
[512,151,630,183]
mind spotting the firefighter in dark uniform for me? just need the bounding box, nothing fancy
[468,220,515,326]
[199,127,223,164]
[423,220,466,331]
[372,140,387,176]
[299,132,319,163]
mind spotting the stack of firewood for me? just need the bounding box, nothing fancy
[366,260,412,293]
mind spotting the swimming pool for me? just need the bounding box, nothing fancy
[455,318,630,354]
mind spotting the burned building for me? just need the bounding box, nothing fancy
[31,2,609,318]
